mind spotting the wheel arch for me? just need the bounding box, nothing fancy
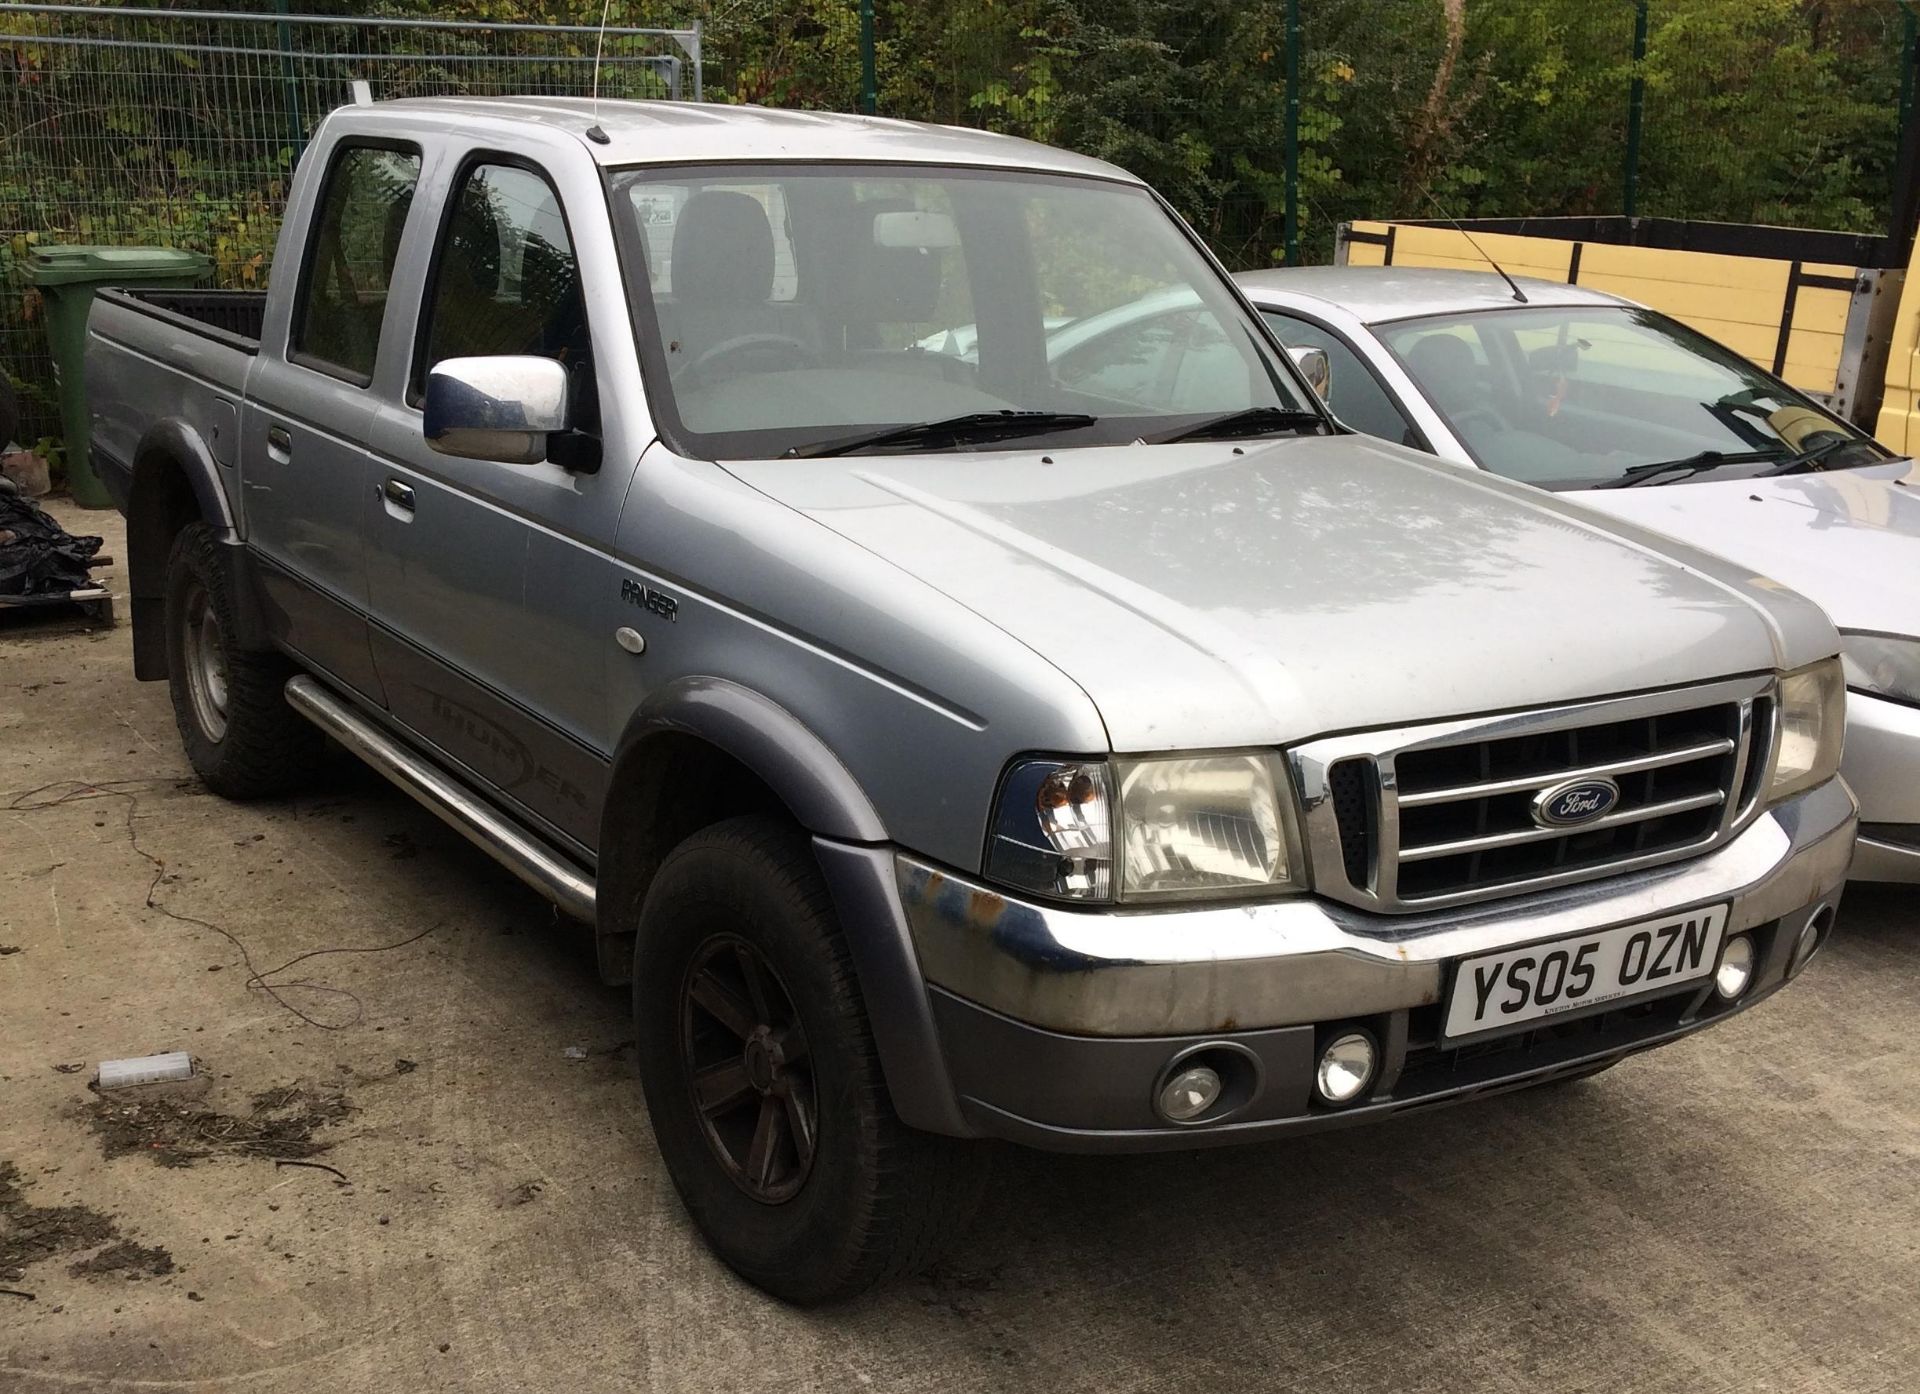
[595,677,887,981]
[126,420,247,680]
[596,678,965,1135]
[631,676,886,842]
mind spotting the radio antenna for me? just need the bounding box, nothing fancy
[1419,185,1528,303]
[585,0,614,144]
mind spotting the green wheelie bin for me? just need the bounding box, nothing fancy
[25,245,213,507]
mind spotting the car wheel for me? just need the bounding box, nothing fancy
[164,522,323,799]
[633,814,987,1304]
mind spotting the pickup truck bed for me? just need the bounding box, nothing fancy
[95,287,266,354]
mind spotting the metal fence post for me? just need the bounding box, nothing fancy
[271,0,306,159]
[1893,7,1920,261]
[1623,0,1648,219]
[1900,2,1917,138]
[859,0,876,115]
[1284,0,1300,265]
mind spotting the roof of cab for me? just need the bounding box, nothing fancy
[1235,266,1631,322]
[370,96,1138,181]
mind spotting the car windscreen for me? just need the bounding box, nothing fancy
[1374,303,1888,488]
[608,163,1311,459]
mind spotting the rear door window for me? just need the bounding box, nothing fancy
[290,143,421,384]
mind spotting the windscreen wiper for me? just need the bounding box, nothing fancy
[1592,449,1782,489]
[786,410,1097,459]
[1753,436,1863,476]
[1140,405,1327,446]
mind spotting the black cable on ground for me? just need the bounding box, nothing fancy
[4,779,440,1029]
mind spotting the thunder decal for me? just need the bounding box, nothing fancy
[424,690,589,811]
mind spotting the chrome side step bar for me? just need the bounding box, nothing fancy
[284,676,597,922]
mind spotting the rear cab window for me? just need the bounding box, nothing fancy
[290,142,422,385]
[628,180,802,303]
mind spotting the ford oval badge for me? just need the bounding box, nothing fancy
[1531,777,1621,828]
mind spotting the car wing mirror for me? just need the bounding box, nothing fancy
[423,355,571,465]
[1287,345,1332,401]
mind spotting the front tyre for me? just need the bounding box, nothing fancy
[163,523,322,799]
[634,815,986,1304]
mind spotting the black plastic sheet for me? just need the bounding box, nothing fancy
[0,491,104,597]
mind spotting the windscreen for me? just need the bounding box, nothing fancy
[610,164,1309,459]
[1376,304,1887,487]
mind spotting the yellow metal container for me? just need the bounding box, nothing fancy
[1876,273,1920,453]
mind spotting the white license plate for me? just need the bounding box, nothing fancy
[1443,904,1729,1042]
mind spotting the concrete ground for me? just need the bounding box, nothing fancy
[2,500,1917,1394]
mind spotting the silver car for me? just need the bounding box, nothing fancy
[1241,266,1917,884]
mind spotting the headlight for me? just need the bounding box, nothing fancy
[986,752,1306,903]
[1117,753,1301,900]
[1768,658,1846,803]
[1840,631,1920,707]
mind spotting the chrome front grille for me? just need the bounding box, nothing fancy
[1291,677,1775,912]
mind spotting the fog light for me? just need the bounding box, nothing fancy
[1788,913,1827,978]
[1314,1031,1377,1106]
[1156,1065,1223,1122]
[1714,934,1755,999]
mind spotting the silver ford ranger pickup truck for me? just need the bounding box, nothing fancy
[85,98,1855,1303]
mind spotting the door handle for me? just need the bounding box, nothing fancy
[382,478,416,511]
[265,424,292,461]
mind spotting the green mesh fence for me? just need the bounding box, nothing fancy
[0,2,699,447]
[790,0,1916,269]
[4,1,1915,454]
[1634,1,1909,230]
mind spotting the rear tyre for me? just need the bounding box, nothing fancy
[163,523,323,799]
[633,814,987,1304]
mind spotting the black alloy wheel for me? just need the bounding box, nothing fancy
[681,934,817,1204]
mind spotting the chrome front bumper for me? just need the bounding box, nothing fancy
[889,778,1855,1152]
[900,777,1857,1037]
[1841,693,1920,883]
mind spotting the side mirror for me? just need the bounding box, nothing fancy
[423,355,571,465]
[1287,344,1332,401]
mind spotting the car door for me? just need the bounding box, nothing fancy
[362,151,617,854]
[241,137,422,698]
